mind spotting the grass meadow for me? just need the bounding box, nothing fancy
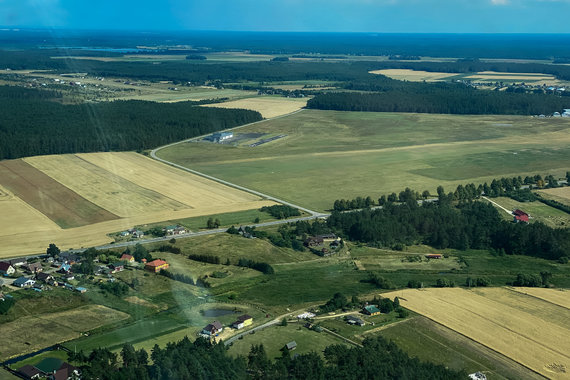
[158,110,570,211]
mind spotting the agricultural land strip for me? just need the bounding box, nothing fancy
[0,152,279,258]
[202,96,308,119]
[539,187,570,206]
[382,287,570,379]
[0,159,119,228]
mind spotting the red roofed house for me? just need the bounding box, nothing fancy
[145,259,169,273]
[120,254,134,263]
[513,209,529,223]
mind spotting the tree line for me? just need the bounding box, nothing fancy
[72,335,464,379]
[307,86,569,115]
[0,86,262,159]
[326,194,570,261]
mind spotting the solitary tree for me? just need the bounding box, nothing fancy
[46,243,60,258]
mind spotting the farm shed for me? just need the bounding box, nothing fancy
[346,315,365,326]
[285,341,297,351]
[232,314,253,329]
[513,209,529,223]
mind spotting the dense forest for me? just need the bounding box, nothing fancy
[72,336,464,379]
[0,86,261,159]
[307,86,569,115]
[327,198,570,261]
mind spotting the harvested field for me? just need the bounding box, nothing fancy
[0,305,129,361]
[510,287,570,310]
[0,159,118,228]
[76,152,260,207]
[370,69,455,82]
[202,96,307,118]
[0,185,60,236]
[0,152,276,257]
[382,287,570,379]
[24,155,187,217]
[540,187,570,206]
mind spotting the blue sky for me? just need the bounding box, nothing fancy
[1,0,570,33]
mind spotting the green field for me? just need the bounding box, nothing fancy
[375,316,544,380]
[227,322,346,360]
[490,196,570,228]
[157,110,570,211]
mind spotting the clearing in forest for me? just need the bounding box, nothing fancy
[202,96,307,118]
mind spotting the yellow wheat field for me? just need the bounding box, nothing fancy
[24,154,187,217]
[510,287,570,310]
[383,287,570,379]
[369,69,455,82]
[77,152,260,207]
[1,152,276,258]
[0,185,60,236]
[202,96,308,118]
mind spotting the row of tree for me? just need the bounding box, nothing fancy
[72,335,464,379]
[307,86,570,115]
[326,197,570,261]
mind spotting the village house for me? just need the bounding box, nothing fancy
[109,262,124,273]
[145,259,169,273]
[164,225,187,235]
[8,257,26,267]
[201,321,223,336]
[25,262,43,274]
[17,364,42,379]
[120,253,135,263]
[13,276,35,288]
[35,272,54,284]
[58,252,81,264]
[232,314,253,329]
[363,305,381,316]
[513,209,529,223]
[304,236,324,247]
[19,358,80,380]
[0,261,16,275]
[58,263,72,274]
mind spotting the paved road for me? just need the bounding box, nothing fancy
[69,214,328,254]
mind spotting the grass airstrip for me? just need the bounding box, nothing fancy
[0,152,275,258]
[157,109,570,211]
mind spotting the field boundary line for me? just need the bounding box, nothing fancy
[429,292,570,360]
[409,313,549,379]
[505,287,570,311]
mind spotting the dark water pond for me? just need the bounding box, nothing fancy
[201,308,238,317]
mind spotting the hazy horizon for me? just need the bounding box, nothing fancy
[2,0,570,34]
